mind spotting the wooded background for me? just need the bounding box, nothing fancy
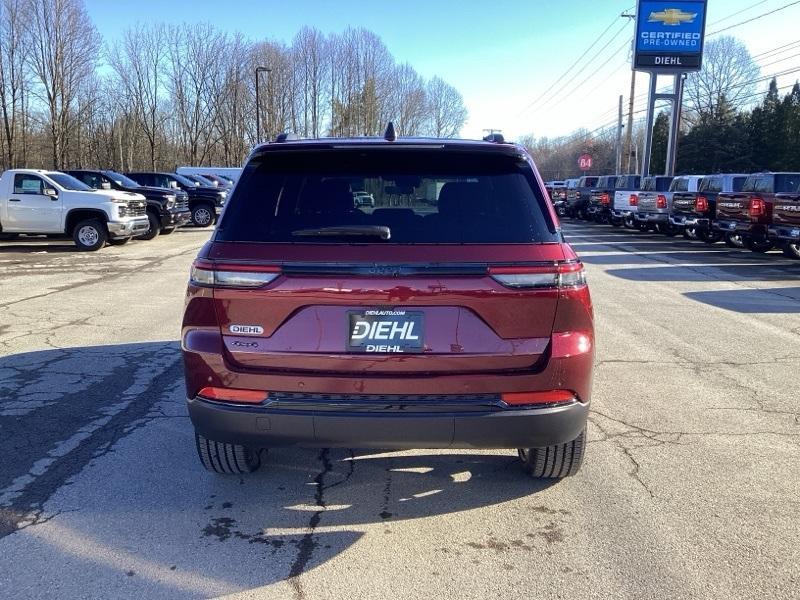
[0,0,469,172]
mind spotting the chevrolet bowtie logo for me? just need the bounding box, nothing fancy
[649,8,698,26]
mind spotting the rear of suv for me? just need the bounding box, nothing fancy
[182,132,594,479]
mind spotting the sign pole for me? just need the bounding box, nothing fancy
[664,73,685,177]
[642,73,658,177]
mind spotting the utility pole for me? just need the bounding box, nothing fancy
[621,11,636,173]
[615,95,623,175]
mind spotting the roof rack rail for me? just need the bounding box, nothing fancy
[483,133,505,144]
[274,132,299,143]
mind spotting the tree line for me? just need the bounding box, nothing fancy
[0,0,469,172]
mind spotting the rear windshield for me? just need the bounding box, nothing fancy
[216,149,559,244]
[616,176,640,189]
[642,177,673,192]
[670,178,691,192]
[776,174,800,193]
[579,177,598,187]
[700,177,721,193]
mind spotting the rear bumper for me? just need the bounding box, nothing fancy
[669,215,710,229]
[634,212,668,223]
[768,225,800,242]
[107,217,149,238]
[713,220,765,236]
[188,396,590,449]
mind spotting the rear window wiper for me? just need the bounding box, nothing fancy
[291,225,391,240]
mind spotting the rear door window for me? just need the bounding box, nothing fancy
[216,149,559,244]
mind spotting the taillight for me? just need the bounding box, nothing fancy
[199,387,268,404]
[695,196,709,213]
[190,259,280,288]
[749,197,766,219]
[600,193,610,205]
[488,262,586,289]
[629,194,638,206]
[656,194,667,209]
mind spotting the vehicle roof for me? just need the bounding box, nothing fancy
[251,136,524,155]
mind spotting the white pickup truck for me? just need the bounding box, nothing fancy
[0,169,149,250]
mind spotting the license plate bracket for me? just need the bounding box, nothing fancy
[347,310,424,353]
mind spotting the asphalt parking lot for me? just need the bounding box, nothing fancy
[1,224,799,600]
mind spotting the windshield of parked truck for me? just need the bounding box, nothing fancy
[105,171,141,188]
[47,173,93,191]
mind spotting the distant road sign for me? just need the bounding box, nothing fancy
[578,154,593,171]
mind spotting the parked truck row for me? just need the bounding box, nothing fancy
[545,171,800,259]
[0,167,238,250]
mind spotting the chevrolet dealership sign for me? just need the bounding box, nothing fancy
[634,0,707,71]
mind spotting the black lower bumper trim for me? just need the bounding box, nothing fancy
[187,397,590,450]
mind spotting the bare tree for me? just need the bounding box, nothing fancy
[26,0,101,168]
[0,0,31,169]
[424,76,467,138]
[392,63,427,136]
[684,36,760,122]
[108,24,168,170]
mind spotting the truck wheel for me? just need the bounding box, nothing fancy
[107,237,131,246]
[191,204,214,227]
[518,428,585,479]
[137,212,161,240]
[683,227,698,240]
[657,223,678,237]
[161,227,176,235]
[699,230,722,244]
[724,233,744,248]
[195,432,261,474]
[73,219,107,251]
[744,238,774,253]
[781,242,800,259]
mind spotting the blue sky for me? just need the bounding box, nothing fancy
[86,0,800,139]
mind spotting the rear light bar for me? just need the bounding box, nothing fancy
[629,194,638,206]
[199,387,268,404]
[749,197,766,219]
[190,260,281,288]
[656,194,667,209]
[488,262,586,289]
[695,196,709,213]
[501,390,576,406]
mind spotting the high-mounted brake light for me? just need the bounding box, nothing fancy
[489,262,586,289]
[199,387,269,404]
[656,194,667,209]
[749,197,766,219]
[600,193,610,205]
[629,194,638,206]
[695,196,709,213]
[190,260,280,288]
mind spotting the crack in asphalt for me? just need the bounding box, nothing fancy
[0,353,182,540]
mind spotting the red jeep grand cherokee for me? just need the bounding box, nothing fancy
[182,131,594,479]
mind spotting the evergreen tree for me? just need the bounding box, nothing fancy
[650,111,669,175]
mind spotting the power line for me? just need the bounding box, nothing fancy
[707,0,771,27]
[708,1,800,36]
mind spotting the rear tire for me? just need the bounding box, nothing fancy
[107,237,131,246]
[781,242,800,259]
[724,233,744,248]
[519,428,586,479]
[161,227,176,235]
[195,432,261,474]
[73,219,107,251]
[699,229,722,244]
[744,237,774,253]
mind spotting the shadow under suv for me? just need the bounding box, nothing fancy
[182,131,594,479]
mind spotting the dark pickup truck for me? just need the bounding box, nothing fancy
[566,176,599,219]
[126,172,228,228]
[714,172,800,254]
[768,175,800,259]
[586,175,618,223]
[670,174,748,244]
[66,170,191,239]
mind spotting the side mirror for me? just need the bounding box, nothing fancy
[44,187,58,199]
[100,182,112,190]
